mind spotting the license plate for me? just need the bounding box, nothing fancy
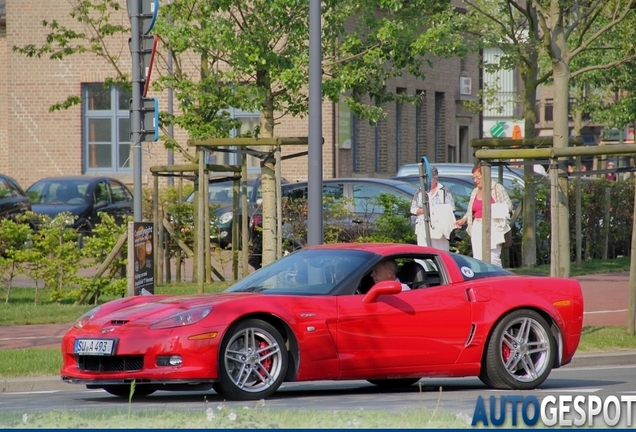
[74,339,115,355]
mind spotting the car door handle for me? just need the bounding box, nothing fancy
[352,218,363,224]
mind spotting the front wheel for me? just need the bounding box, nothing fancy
[213,319,288,400]
[479,309,555,390]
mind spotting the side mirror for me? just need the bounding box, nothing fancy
[362,280,402,303]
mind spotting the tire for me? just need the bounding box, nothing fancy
[479,309,555,390]
[367,378,420,388]
[77,223,92,249]
[102,385,156,398]
[213,319,288,401]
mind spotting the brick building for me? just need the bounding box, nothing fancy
[0,0,480,190]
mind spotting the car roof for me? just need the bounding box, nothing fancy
[285,177,418,189]
[397,162,526,176]
[27,176,123,188]
[392,174,474,186]
[307,242,442,255]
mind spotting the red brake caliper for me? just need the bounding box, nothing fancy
[502,340,511,363]
[259,341,272,372]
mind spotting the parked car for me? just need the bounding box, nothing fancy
[396,162,531,192]
[59,243,584,400]
[184,175,289,248]
[27,176,134,240]
[0,174,32,222]
[392,174,474,216]
[248,177,419,268]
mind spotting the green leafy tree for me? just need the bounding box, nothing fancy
[28,212,84,302]
[465,0,636,275]
[15,0,468,269]
[0,217,33,303]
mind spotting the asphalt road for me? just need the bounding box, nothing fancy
[2,364,636,428]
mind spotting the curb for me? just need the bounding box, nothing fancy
[564,350,636,369]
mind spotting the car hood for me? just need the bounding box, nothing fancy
[31,203,91,219]
[92,293,257,327]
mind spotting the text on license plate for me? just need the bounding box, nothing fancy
[74,339,115,355]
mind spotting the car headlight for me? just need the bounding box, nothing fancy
[218,212,233,224]
[149,306,213,330]
[73,306,102,329]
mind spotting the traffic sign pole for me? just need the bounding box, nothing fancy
[129,0,143,222]
[129,0,159,222]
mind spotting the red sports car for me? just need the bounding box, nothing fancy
[60,243,583,401]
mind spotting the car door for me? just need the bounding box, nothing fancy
[105,180,133,224]
[0,176,30,220]
[347,182,410,238]
[335,257,473,375]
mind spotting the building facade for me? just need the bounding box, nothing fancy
[0,0,480,190]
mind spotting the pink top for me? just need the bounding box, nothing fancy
[472,196,495,219]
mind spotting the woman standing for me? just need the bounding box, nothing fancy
[410,165,456,251]
[455,165,513,267]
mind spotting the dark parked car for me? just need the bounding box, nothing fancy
[185,175,288,248]
[248,178,419,268]
[0,174,31,222]
[27,176,133,240]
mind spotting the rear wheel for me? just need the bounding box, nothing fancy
[479,309,555,390]
[367,378,420,388]
[77,223,93,249]
[213,319,288,400]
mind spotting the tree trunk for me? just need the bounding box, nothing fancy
[550,48,571,278]
[257,70,278,267]
[521,63,539,268]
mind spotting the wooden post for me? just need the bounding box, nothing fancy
[603,187,611,260]
[481,162,492,264]
[628,180,636,335]
[276,146,282,259]
[232,174,239,281]
[241,154,249,278]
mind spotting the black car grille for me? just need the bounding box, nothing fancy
[77,355,143,372]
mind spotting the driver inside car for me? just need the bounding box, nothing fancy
[370,259,410,291]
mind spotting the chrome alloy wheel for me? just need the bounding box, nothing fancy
[499,316,552,383]
[223,326,284,393]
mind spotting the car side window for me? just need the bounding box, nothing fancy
[109,181,129,203]
[0,179,10,199]
[94,181,111,204]
[352,184,394,215]
[6,178,25,198]
[323,184,343,211]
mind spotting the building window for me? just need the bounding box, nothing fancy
[396,88,406,172]
[544,99,554,122]
[415,90,426,162]
[83,84,132,173]
[206,108,261,168]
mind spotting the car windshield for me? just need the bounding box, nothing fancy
[28,180,90,205]
[226,248,376,295]
[185,180,256,205]
[449,253,513,281]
